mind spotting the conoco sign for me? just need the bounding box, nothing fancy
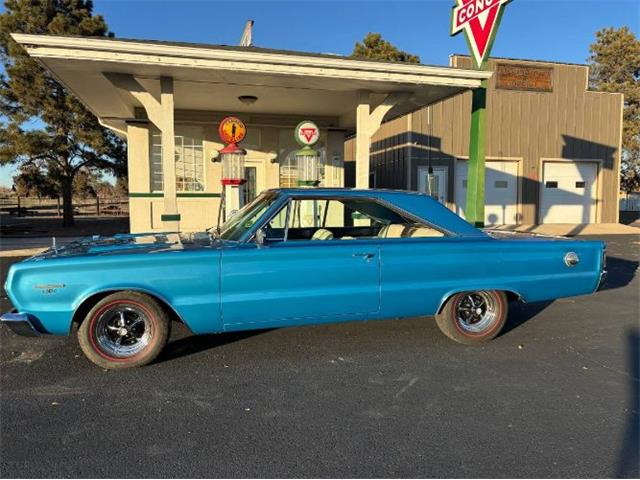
[451,0,511,68]
[295,121,320,147]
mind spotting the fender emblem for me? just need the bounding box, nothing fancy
[34,284,65,294]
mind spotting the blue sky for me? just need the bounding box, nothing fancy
[0,0,637,187]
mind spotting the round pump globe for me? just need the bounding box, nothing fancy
[295,147,321,186]
[219,144,247,185]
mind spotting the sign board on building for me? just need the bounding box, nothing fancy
[495,63,553,92]
[450,0,512,68]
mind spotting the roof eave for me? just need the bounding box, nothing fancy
[11,33,492,89]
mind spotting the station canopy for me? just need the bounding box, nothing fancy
[12,34,491,134]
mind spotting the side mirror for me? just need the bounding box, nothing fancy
[254,228,265,247]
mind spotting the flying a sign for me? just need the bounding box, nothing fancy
[295,121,320,147]
[451,0,511,68]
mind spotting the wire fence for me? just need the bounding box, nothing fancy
[620,193,640,212]
[0,196,129,217]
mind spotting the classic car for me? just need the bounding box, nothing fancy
[1,188,607,369]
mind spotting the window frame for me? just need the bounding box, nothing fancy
[150,130,206,193]
[247,195,454,244]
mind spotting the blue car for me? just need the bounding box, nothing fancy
[2,189,607,369]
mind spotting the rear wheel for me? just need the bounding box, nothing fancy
[435,290,507,344]
[78,291,170,369]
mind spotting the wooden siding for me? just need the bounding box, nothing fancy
[347,55,623,223]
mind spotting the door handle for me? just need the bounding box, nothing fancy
[353,252,375,261]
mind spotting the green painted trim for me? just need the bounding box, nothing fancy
[129,193,162,198]
[177,193,221,198]
[295,146,318,158]
[161,214,181,222]
[129,192,221,198]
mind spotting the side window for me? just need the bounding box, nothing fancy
[260,197,445,243]
[288,199,324,228]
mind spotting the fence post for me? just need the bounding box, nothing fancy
[17,195,21,216]
[56,197,61,217]
[96,196,100,216]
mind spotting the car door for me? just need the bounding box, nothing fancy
[220,240,380,329]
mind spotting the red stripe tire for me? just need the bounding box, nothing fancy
[78,291,171,369]
[435,290,508,345]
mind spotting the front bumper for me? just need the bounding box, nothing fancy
[0,310,40,336]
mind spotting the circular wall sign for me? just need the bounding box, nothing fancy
[295,121,320,147]
[219,116,246,144]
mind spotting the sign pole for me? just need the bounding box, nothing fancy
[451,0,511,227]
[465,79,487,227]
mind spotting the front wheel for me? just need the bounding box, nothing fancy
[78,291,170,369]
[435,290,507,344]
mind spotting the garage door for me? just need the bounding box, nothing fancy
[455,160,519,225]
[540,162,597,223]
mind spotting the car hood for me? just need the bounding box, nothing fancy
[28,232,225,260]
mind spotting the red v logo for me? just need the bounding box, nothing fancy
[467,4,500,62]
[450,0,510,67]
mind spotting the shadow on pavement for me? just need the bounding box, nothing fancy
[617,329,639,478]
[601,256,639,291]
[156,328,273,364]
[501,300,554,336]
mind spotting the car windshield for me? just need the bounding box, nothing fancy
[219,191,280,241]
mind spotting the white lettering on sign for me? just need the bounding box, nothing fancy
[451,0,511,68]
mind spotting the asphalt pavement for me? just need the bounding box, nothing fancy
[0,234,638,478]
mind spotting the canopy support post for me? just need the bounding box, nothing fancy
[104,73,179,231]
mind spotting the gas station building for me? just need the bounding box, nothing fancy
[12,34,623,230]
[347,55,624,225]
[12,33,488,232]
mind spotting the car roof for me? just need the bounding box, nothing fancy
[267,188,486,237]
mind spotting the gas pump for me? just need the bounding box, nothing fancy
[293,121,322,227]
[216,116,247,222]
[294,121,321,187]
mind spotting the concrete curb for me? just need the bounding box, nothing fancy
[1,248,46,258]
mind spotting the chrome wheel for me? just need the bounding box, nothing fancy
[94,305,152,358]
[455,291,498,333]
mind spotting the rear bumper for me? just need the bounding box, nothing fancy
[597,269,608,291]
[0,310,40,336]
[597,248,608,291]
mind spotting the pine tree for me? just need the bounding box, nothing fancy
[589,27,640,193]
[351,32,420,64]
[0,0,126,226]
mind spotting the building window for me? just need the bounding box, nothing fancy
[150,129,204,192]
